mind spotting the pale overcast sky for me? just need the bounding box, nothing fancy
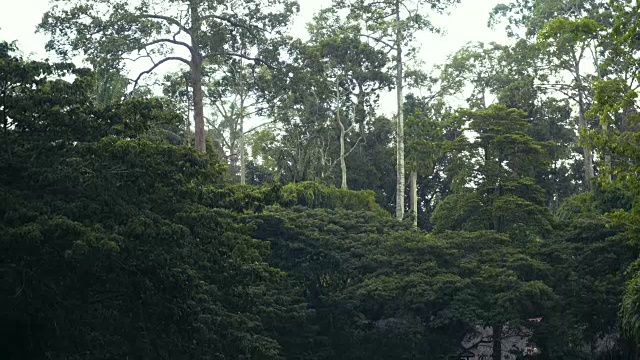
[0,0,511,115]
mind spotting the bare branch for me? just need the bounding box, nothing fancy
[172,25,183,43]
[400,2,415,15]
[244,120,276,134]
[536,83,576,100]
[140,38,194,53]
[122,54,151,62]
[243,107,263,117]
[131,56,190,89]
[212,101,229,119]
[343,134,363,159]
[329,132,363,168]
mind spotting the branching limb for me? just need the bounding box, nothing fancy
[131,56,190,89]
[343,134,363,159]
[139,38,194,53]
[122,54,151,62]
[244,119,276,134]
[359,33,396,50]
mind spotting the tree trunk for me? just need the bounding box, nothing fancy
[190,2,206,154]
[337,85,348,189]
[395,0,405,221]
[340,125,347,189]
[185,80,191,147]
[236,54,248,185]
[409,170,417,227]
[238,64,246,185]
[577,92,593,189]
[492,324,503,360]
[240,115,246,185]
[228,130,239,178]
[592,46,610,182]
[192,60,205,154]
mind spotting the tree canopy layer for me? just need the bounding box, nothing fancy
[4,0,640,358]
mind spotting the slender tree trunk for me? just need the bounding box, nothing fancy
[593,50,611,182]
[337,85,348,189]
[240,115,246,184]
[340,125,347,189]
[492,324,503,360]
[577,91,593,189]
[192,66,205,153]
[395,0,405,220]
[229,132,239,178]
[237,52,248,184]
[409,170,417,227]
[190,1,206,154]
[185,80,191,147]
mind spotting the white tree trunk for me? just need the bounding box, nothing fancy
[192,61,206,154]
[340,126,347,189]
[395,0,405,221]
[337,85,348,189]
[190,1,206,154]
[239,115,246,185]
[577,88,594,189]
[238,63,246,185]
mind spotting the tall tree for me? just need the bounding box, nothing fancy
[431,104,555,358]
[38,0,298,154]
[333,0,460,220]
[403,93,452,228]
[255,38,338,184]
[442,40,580,210]
[440,42,503,109]
[256,20,391,188]
[537,16,602,189]
[432,104,553,235]
[206,57,268,184]
[490,0,614,190]
[308,18,392,189]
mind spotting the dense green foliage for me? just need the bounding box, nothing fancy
[0,45,301,359]
[3,0,640,358]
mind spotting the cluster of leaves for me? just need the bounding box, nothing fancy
[250,204,619,359]
[0,43,308,360]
